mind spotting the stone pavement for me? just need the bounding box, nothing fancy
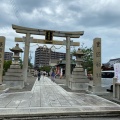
[0,76,120,118]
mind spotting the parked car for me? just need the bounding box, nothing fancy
[101,70,114,91]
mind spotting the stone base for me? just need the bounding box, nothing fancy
[10,64,21,69]
[86,83,109,95]
[0,84,9,94]
[3,80,24,89]
[69,80,88,90]
[113,98,120,103]
[0,84,6,90]
[3,64,24,89]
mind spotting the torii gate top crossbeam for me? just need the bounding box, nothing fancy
[12,24,84,38]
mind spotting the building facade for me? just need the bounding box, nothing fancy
[102,58,120,69]
[108,58,120,67]
[4,52,13,61]
[34,46,66,67]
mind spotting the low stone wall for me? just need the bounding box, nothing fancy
[113,78,120,102]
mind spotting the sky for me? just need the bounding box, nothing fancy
[0,0,120,64]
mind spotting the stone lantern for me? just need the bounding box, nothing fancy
[3,43,24,89]
[74,48,84,68]
[69,48,89,90]
[9,43,23,65]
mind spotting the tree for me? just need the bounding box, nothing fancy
[71,48,77,56]
[72,43,93,74]
[39,66,51,73]
[19,58,33,69]
[28,58,33,68]
[3,60,12,75]
[81,46,93,74]
[19,59,23,69]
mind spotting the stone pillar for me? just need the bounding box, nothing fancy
[87,38,107,94]
[66,36,71,86]
[23,34,30,83]
[0,36,5,85]
[113,77,117,98]
[93,38,101,86]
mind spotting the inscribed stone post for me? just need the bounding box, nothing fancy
[93,38,101,86]
[0,37,5,84]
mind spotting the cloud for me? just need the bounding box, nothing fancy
[0,0,120,64]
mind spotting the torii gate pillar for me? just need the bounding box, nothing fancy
[22,34,31,83]
[66,36,71,86]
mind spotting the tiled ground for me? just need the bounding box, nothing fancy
[0,76,120,117]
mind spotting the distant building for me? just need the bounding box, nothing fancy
[55,59,76,76]
[49,59,58,67]
[108,58,120,67]
[34,46,66,67]
[4,52,13,61]
[101,58,120,71]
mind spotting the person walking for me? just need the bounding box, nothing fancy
[51,70,55,82]
[38,70,41,81]
[42,70,46,80]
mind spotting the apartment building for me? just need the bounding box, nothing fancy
[34,46,66,67]
[4,52,13,61]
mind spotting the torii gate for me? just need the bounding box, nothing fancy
[12,24,84,86]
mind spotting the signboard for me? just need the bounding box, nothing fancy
[0,37,5,84]
[45,31,53,43]
[93,38,101,86]
[114,63,120,82]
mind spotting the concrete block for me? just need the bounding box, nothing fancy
[3,76,23,81]
[86,83,109,95]
[3,80,24,89]
[69,80,88,90]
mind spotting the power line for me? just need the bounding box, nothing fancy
[9,0,24,25]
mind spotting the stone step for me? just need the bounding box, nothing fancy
[72,75,88,79]
[70,78,89,82]
[3,76,23,81]
[72,72,86,75]
[5,72,23,76]
[73,68,84,71]
[7,69,23,73]
[10,65,21,69]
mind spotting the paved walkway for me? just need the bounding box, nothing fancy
[0,76,120,118]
